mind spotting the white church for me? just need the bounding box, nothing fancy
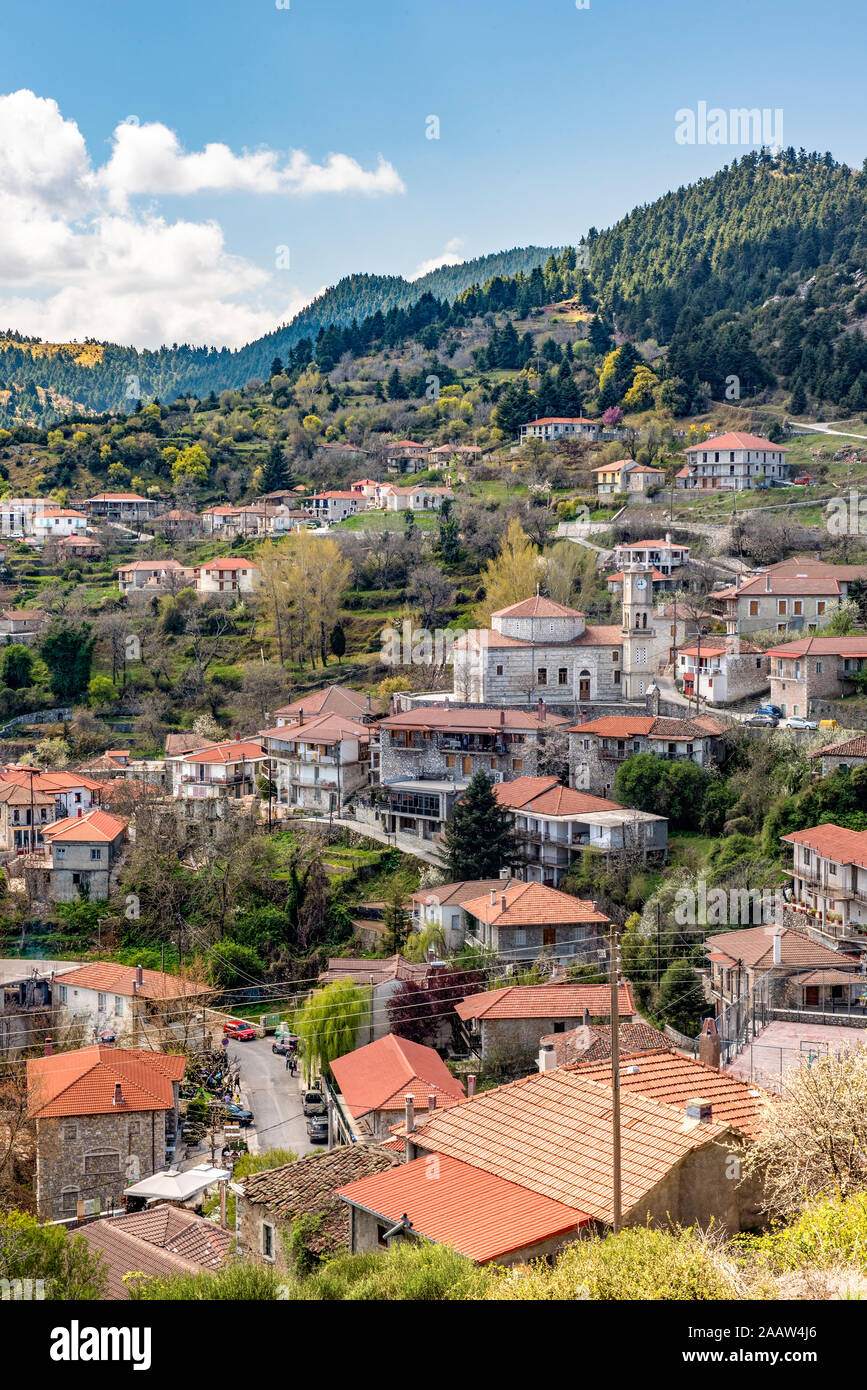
[452,575,663,707]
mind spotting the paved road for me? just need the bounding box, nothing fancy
[236,1036,317,1157]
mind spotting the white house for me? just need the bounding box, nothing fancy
[381,485,454,513]
[193,558,261,596]
[53,962,210,1045]
[676,639,769,706]
[308,491,362,524]
[258,712,371,814]
[410,879,506,951]
[29,508,88,545]
[612,534,689,575]
[592,460,665,496]
[167,740,265,800]
[678,433,789,491]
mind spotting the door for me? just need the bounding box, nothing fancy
[462,757,472,776]
[805,986,820,1007]
[543,926,556,947]
[579,678,590,700]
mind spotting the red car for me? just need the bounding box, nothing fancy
[792,475,815,485]
[223,1021,256,1041]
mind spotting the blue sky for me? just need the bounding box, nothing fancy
[0,0,862,348]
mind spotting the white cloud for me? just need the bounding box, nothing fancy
[411,237,465,280]
[0,90,406,349]
[100,120,405,210]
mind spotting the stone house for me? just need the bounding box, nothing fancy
[330,1033,465,1141]
[338,1065,765,1260]
[53,961,212,1047]
[36,808,128,902]
[678,432,789,490]
[518,416,599,443]
[568,714,727,798]
[453,596,623,706]
[455,980,636,1060]
[385,439,430,472]
[676,639,769,706]
[808,734,867,779]
[492,775,667,886]
[766,636,867,718]
[84,492,160,523]
[237,1148,399,1272]
[308,491,363,524]
[378,705,569,787]
[704,923,862,1012]
[714,572,844,636]
[592,460,665,496]
[74,1206,232,1299]
[0,608,46,644]
[459,880,611,966]
[26,1045,185,1221]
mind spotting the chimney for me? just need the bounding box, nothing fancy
[538,1043,558,1072]
[113,1083,126,1107]
[500,894,507,912]
[366,692,371,711]
[685,1097,713,1125]
[490,888,497,906]
[136,964,143,986]
[427,1093,437,1113]
[444,696,449,711]
[43,1037,53,1057]
[665,531,671,545]
[772,929,782,965]
[500,709,505,726]
[765,573,771,593]
[298,708,304,726]
[538,697,544,719]
[698,1016,722,1070]
[583,1007,590,1027]
[467,1074,476,1098]
[625,1063,640,1074]
[404,1095,415,1134]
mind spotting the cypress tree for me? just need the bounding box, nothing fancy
[440,771,516,879]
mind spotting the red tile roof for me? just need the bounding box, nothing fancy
[319,954,431,989]
[614,538,689,550]
[522,417,597,427]
[782,822,867,870]
[457,981,634,1022]
[569,715,726,739]
[273,685,371,719]
[715,575,842,600]
[493,776,622,816]
[74,1213,228,1299]
[705,924,856,970]
[195,557,260,571]
[259,713,370,744]
[410,879,506,909]
[330,1034,465,1119]
[766,636,867,660]
[379,707,568,733]
[171,740,264,764]
[460,881,609,929]
[575,1048,772,1138]
[684,432,789,453]
[42,808,127,843]
[539,1021,671,1067]
[337,1152,586,1263]
[27,1046,185,1119]
[401,1068,732,1225]
[809,735,867,760]
[56,962,209,999]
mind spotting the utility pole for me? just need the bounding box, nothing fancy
[609,920,622,1235]
[656,901,661,987]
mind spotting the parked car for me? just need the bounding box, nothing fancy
[223,1021,256,1041]
[746,713,779,727]
[306,1116,329,1143]
[271,1035,298,1056]
[302,1089,327,1117]
[755,704,783,718]
[793,475,816,486]
[221,1101,254,1127]
[786,716,818,730]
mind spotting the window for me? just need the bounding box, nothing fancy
[558,668,568,685]
[817,602,826,615]
[61,1189,79,1216]
[513,929,527,946]
[60,985,67,1004]
[613,670,621,685]
[512,759,522,772]
[496,664,503,676]
[115,996,123,1015]
[377,1223,390,1248]
[97,993,106,1013]
[816,661,823,674]
[262,1222,275,1260]
[537,668,547,685]
[55,846,65,859]
[552,1021,566,1034]
[445,755,455,769]
[777,600,787,615]
[90,848,102,861]
[612,651,619,663]
[749,601,759,616]
[794,600,803,616]
[63,1124,77,1143]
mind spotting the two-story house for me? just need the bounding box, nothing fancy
[713,572,844,636]
[518,417,599,443]
[592,460,665,496]
[492,775,668,885]
[36,809,128,902]
[678,433,789,490]
[568,714,727,797]
[781,822,867,949]
[385,440,431,473]
[766,636,867,717]
[705,923,862,1014]
[676,639,769,706]
[53,961,212,1047]
[381,484,454,512]
[307,491,363,525]
[378,705,569,785]
[612,534,689,575]
[460,881,611,966]
[117,559,191,595]
[258,713,371,814]
[410,879,506,951]
[27,1044,185,1220]
[193,557,261,597]
[28,507,88,544]
[84,492,159,523]
[167,740,264,801]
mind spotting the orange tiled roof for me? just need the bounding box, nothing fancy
[684,432,788,453]
[493,776,622,817]
[575,1048,772,1138]
[273,685,371,719]
[457,980,634,1021]
[330,1034,465,1120]
[337,1152,587,1263]
[705,923,856,970]
[319,954,430,989]
[766,636,867,659]
[42,808,127,843]
[173,740,264,765]
[410,879,506,909]
[569,715,726,738]
[809,735,867,760]
[27,1046,185,1119]
[402,1068,732,1225]
[379,707,568,733]
[460,881,609,929]
[522,417,597,427]
[259,713,370,744]
[55,962,209,999]
[782,822,867,870]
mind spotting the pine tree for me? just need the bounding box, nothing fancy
[656,958,707,1036]
[440,771,516,880]
[329,622,346,660]
[261,442,288,493]
[789,378,807,414]
[382,888,411,955]
[386,367,405,400]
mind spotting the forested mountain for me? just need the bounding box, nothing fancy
[6,150,867,425]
